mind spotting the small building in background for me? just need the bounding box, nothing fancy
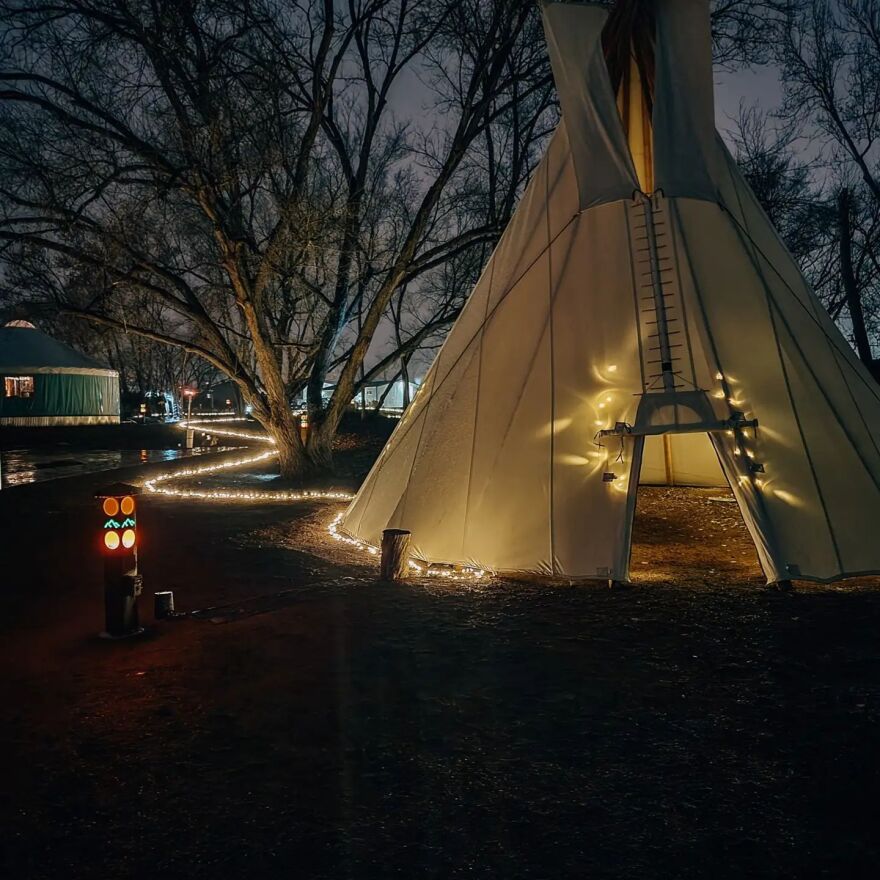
[293,378,421,413]
[354,379,420,411]
[0,322,120,426]
[196,379,244,415]
[122,390,181,423]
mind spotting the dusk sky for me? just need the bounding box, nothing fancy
[716,63,784,133]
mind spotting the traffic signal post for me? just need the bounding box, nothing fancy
[96,482,144,639]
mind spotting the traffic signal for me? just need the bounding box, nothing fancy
[95,482,142,639]
[99,490,137,554]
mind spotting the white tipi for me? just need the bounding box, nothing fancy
[342,0,880,585]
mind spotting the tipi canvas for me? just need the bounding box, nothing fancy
[341,0,880,585]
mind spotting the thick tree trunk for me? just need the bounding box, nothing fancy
[305,418,335,472]
[401,355,411,407]
[264,409,310,481]
[838,188,874,368]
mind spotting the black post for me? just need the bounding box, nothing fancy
[103,551,142,636]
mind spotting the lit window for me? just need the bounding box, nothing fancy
[4,376,35,398]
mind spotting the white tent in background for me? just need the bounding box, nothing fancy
[342,0,880,585]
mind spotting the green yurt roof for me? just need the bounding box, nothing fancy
[0,326,117,375]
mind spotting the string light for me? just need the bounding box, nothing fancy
[187,411,250,418]
[141,419,488,581]
[180,418,274,444]
[327,514,485,580]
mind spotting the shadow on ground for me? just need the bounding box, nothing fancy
[1,425,879,879]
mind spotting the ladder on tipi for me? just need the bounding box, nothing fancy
[631,195,687,394]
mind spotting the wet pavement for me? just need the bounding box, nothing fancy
[0,446,232,488]
[1,455,879,878]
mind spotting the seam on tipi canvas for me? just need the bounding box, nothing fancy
[721,160,852,500]
[723,156,880,469]
[663,197,700,389]
[765,292,880,497]
[615,198,648,580]
[670,199,787,572]
[826,344,880,466]
[667,203,735,419]
[546,160,557,574]
[394,343,454,531]
[720,206,844,572]
[719,206,880,409]
[467,287,556,527]
[722,182,880,494]
[460,251,496,558]
[344,361,437,535]
[714,139,880,408]
[463,216,581,535]
[347,211,582,479]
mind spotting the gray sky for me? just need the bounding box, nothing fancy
[715,64,783,137]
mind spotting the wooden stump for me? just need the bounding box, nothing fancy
[154,590,175,619]
[380,529,412,581]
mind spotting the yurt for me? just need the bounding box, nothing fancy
[0,323,120,426]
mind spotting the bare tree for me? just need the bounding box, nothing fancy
[0,0,807,478]
[728,102,880,372]
[778,0,880,203]
[0,0,552,478]
[763,0,880,370]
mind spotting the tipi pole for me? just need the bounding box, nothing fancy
[662,434,675,486]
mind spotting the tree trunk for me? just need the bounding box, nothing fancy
[838,188,874,367]
[305,418,335,472]
[265,411,310,481]
[401,355,411,407]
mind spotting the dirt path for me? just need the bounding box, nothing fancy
[1,450,879,879]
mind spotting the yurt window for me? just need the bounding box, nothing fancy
[4,376,35,398]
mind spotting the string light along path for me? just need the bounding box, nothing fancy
[143,418,485,581]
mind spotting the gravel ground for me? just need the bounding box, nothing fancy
[1,428,879,879]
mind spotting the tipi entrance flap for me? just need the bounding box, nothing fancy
[541,1,639,208]
[652,0,718,199]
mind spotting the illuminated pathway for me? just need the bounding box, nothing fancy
[143,418,485,580]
